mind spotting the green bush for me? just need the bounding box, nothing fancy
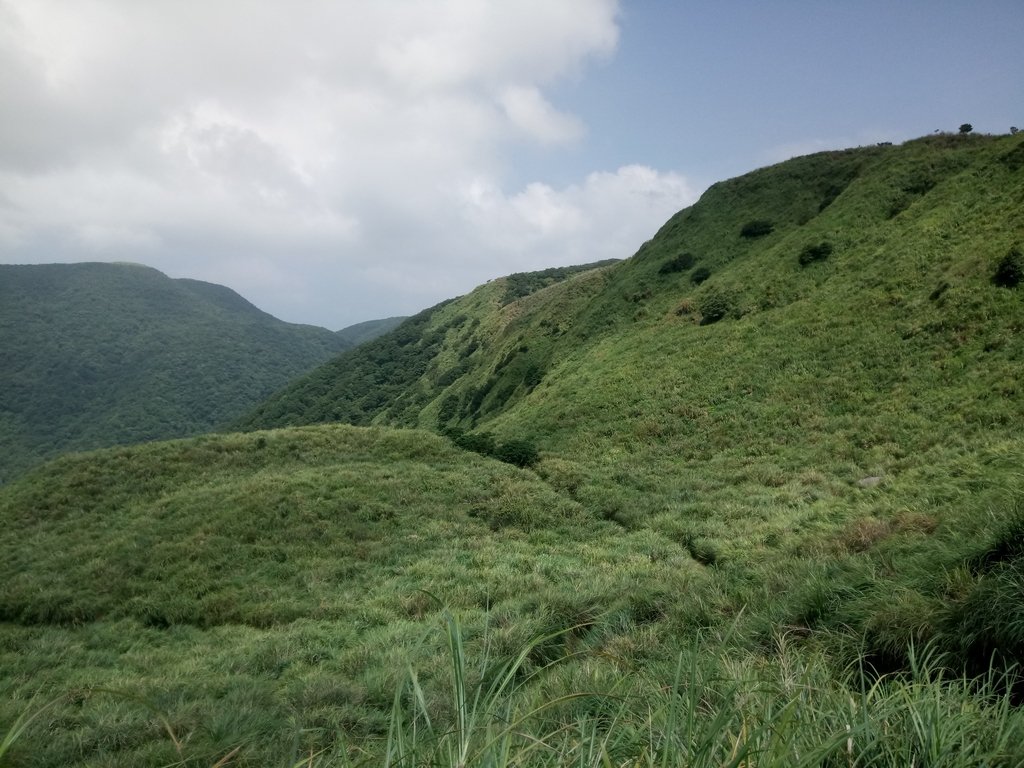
[442,428,539,468]
[697,286,734,325]
[493,438,540,468]
[658,252,696,274]
[437,394,460,424]
[523,363,545,389]
[940,511,1024,691]
[798,241,834,266]
[740,219,774,238]
[691,266,712,285]
[993,247,1023,288]
[1001,142,1024,171]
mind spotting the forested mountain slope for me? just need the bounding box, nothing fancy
[0,262,351,481]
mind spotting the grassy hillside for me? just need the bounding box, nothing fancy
[0,426,696,765]
[0,262,351,482]
[4,427,1022,766]
[242,134,1023,445]
[3,134,1024,765]
[235,259,620,431]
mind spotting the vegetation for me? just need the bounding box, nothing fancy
[993,246,1023,288]
[236,261,623,434]
[335,316,407,346]
[657,251,696,274]
[696,285,735,325]
[797,240,834,266]
[501,260,619,305]
[690,265,712,284]
[441,427,540,468]
[740,219,774,238]
[0,263,351,483]
[4,133,1024,765]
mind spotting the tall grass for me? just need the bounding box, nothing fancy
[356,619,1024,767]
[4,618,1023,766]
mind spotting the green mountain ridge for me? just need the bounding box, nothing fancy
[3,133,1024,766]
[242,134,1023,455]
[0,262,354,481]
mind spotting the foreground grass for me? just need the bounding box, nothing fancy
[379,622,1024,768]
[5,616,1023,767]
[3,426,1024,765]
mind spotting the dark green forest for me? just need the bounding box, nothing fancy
[0,262,351,481]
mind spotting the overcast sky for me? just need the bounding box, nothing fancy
[2,1,1021,329]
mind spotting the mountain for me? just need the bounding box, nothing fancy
[336,315,408,346]
[241,134,1023,464]
[234,258,620,430]
[0,262,352,481]
[2,134,1023,766]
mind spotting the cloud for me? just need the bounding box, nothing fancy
[460,165,696,267]
[0,0,695,329]
[499,86,585,145]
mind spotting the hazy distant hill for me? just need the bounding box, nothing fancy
[336,315,407,346]
[0,262,352,480]
[3,134,1024,765]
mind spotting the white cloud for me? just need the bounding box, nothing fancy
[0,0,696,329]
[460,165,696,268]
[499,86,585,145]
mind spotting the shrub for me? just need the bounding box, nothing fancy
[929,281,950,301]
[959,123,973,134]
[674,298,695,316]
[691,266,712,285]
[442,427,539,468]
[818,184,846,211]
[888,194,913,219]
[740,219,774,238]
[658,252,696,274]
[993,247,1023,288]
[493,438,540,468]
[1000,143,1024,172]
[798,241,834,266]
[697,286,734,325]
[523,363,544,389]
[437,394,459,424]
[446,428,496,456]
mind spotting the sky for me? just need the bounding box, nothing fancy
[1,1,1021,330]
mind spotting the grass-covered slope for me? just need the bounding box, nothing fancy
[4,134,1024,766]
[235,131,1024,686]
[235,258,620,431]
[241,135,1023,453]
[4,426,1023,766]
[0,426,700,765]
[0,262,351,481]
